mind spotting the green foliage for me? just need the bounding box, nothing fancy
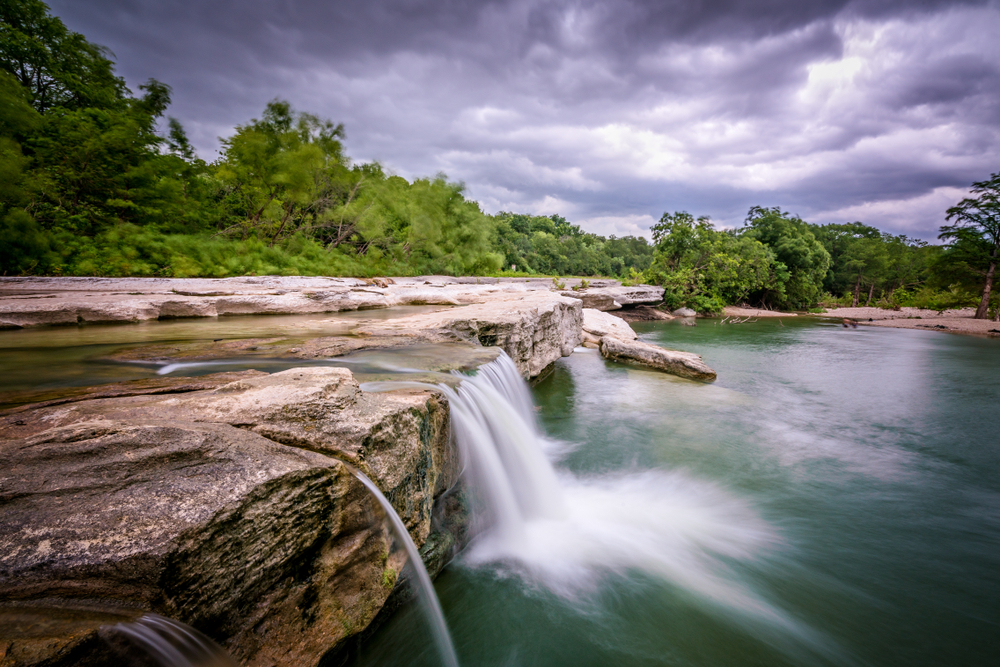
[645,212,775,313]
[740,207,831,309]
[4,0,996,313]
[0,0,124,112]
[492,211,652,278]
[940,172,1000,318]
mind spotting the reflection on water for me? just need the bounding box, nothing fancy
[0,306,453,349]
[0,307,473,396]
[352,318,1000,667]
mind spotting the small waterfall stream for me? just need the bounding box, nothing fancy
[103,614,237,666]
[351,468,460,667]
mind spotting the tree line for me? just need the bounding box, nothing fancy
[644,187,999,320]
[2,1,997,319]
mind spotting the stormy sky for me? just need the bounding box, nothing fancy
[49,0,1000,240]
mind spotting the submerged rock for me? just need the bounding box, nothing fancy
[598,336,717,381]
[0,368,458,667]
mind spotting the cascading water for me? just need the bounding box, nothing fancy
[433,353,832,651]
[361,351,832,659]
[103,614,237,667]
[350,468,460,667]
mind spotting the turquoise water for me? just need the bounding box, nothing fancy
[353,318,1000,667]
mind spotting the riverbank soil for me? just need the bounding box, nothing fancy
[722,306,798,318]
[820,306,999,336]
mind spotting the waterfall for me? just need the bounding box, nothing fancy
[351,468,460,667]
[103,614,237,666]
[434,355,566,541]
[362,351,825,656]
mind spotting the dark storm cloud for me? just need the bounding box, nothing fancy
[48,0,1000,239]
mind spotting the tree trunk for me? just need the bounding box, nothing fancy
[975,251,996,319]
[866,282,875,306]
[268,204,295,247]
[852,277,861,307]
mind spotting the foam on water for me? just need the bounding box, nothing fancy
[433,352,843,659]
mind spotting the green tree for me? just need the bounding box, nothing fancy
[741,206,831,309]
[646,212,774,312]
[941,172,1000,319]
[215,99,346,245]
[0,0,124,112]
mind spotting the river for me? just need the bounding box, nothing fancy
[351,317,1000,667]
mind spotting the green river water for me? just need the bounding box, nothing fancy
[2,314,997,666]
[351,318,999,667]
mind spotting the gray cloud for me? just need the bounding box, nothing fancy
[49,0,1000,239]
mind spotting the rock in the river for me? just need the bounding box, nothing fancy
[598,336,716,381]
[672,307,698,317]
[581,308,637,347]
[558,284,663,312]
[0,368,457,667]
[356,291,582,378]
[616,305,673,322]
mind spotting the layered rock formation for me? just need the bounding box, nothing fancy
[580,308,717,381]
[0,369,457,667]
[0,277,709,667]
[0,276,658,329]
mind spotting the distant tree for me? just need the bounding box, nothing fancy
[646,211,774,312]
[941,173,1000,319]
[740,206,831,309]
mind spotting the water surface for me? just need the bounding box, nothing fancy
[354,318,1000,667]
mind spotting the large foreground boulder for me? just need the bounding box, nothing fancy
[598,336,717,381]
[0,368,458,667]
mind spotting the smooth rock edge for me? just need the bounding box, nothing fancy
[598,336,717,381]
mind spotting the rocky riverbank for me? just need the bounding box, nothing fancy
[0,276,718,666]
[0,276,663,329]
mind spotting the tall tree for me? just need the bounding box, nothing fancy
[941,172,1000,319]
[0,0,124,112]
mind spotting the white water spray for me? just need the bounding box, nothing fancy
[363,352,834,659]
[436,354,807,624]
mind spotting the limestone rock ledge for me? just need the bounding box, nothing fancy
[0,368,458,667]
[598,336,717,381]
[582,308,638,347]
[355,291,582,379]
[0,276,649,330]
